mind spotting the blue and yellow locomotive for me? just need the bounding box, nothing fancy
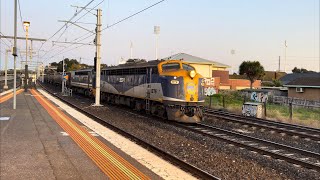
[99,59,205,123]
[45,59,205,123]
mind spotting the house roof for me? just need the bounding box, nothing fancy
[279,73,320,85]
[284,77,320,88]
[262,71,287,81]
[162,53,230,68]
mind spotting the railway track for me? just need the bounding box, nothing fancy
[0,78,21,92]
[205,108,320,142]
[175,123,320,172]
[38,83,220,180]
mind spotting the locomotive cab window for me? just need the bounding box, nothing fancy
[162,63,180,71]
[182,64,195,71]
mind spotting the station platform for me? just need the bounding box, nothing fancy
[0,89,160,179]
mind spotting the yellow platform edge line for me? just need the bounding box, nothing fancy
[31,89,147,180]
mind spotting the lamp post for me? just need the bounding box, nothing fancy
[23,21,30,92]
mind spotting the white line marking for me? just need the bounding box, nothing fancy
[0,117,10,121]
[60,132,69,136]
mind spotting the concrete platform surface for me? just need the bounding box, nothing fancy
[0,90,158,179]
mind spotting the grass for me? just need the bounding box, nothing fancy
[205,91,320,128]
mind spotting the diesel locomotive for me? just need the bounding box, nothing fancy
[45,59,205,123]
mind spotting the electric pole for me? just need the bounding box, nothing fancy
[94,8,102,106]
[13,0,18,109]
[24,21,30,92]
[278,56,280,72]
[62,57,65,93]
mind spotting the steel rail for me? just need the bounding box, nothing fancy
[175,123,320,172]
[38,83,220,180]
[207,109,320,133]
[205,109,320,141]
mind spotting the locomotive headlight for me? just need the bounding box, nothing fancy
[189,70,196,78]
[171,80,179,84]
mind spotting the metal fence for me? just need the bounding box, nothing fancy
[272,96,320,108]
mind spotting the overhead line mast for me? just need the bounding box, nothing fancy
[94,8,102,106]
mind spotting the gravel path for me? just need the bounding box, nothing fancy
[40,83,320,179]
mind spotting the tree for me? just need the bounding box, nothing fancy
[50,62,59,67]
[101,64,108,69]
[56,58,80,72]
[239,61,265,89]
[292,67,315,73]
[69,63,81,71]
[272,79,282,87]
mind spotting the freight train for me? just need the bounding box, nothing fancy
[44,59,205,123]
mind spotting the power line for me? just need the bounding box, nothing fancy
[39,0,103,60]
[73,0,167,42]
[1,39,11,48]
[104,0,166,30]
[48,44,86,61]
[0,32,12,47]
[42,30,95,63]
[40,0,105,61]
[42,0,166,63]
[37,0,96,53]
[47,0,95,41]
[42,35,91,63]
[17,0,25,32]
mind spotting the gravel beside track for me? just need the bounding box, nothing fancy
[40,83,320,179]
[204,109,320,141]
[203,116,320,155]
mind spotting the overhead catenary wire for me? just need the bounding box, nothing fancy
[40,0,105,62]
[1,39,11,48]
[42,31,95,62]
[0,50,5,55]
[37,0,96,54]
[39,0,104,61]
[0,32,12,47]
[53,0,104,44]
[46,0,95,41]
[17,0,25,32]
[42,0,166,64]
[47,44,87,62]
[103,0,165,30]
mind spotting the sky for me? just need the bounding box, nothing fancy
[1,0,319,73]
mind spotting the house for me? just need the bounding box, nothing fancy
[262,71,287,82]
[279,73,319,85]
[283,77,320,101]
[162,53,230,77]
[227,74,261,90]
